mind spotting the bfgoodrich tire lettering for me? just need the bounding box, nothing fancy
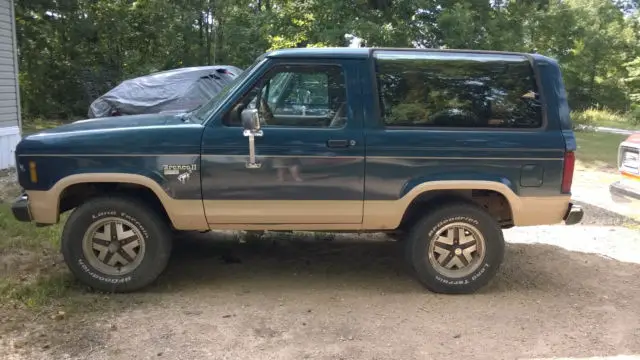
[406,202,505,294]
[62,196,172,293]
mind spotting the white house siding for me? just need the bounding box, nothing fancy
[0,0,20,169]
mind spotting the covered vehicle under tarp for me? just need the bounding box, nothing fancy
[88,65,243,118]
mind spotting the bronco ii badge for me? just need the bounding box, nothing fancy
[162,164,197,184]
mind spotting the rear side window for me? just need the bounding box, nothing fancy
[375,51,543,129]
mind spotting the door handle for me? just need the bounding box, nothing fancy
[326,139,353,148]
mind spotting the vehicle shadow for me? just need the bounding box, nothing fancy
[149,230,640,298]
[153,231,417,293]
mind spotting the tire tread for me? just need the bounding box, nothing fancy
[405,200,505,294]
[61,195,172,293]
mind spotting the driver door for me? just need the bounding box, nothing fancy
[200,59,365,227]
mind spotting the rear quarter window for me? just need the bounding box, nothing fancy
[374,51,543,129]
[533,57,571,131]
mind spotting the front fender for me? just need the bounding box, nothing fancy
[25,172,208,231]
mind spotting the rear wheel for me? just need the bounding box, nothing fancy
[405,202,504,294]
[61,196,172,293]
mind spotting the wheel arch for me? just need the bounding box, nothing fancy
[363,180,522,230]
[26,173,208,231]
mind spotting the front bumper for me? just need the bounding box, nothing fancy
[11,193,33,222]
[609,179,640,203]
[563,202,584,225]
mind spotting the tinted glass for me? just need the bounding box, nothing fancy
[375,52,543,129]
[223,64,348,128]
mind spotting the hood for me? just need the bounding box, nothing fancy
[624,133,640,145]
[16,113,204,156]
[35,113,186,135]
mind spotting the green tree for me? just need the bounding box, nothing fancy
[13,0,640,120]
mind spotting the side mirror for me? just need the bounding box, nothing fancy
[241,108,260,131]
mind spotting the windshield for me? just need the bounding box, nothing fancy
[190,55,267,123]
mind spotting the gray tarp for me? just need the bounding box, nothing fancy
[88,65,243,118]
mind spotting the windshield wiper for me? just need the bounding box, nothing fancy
[180,111,193,123]
[180,104,205,123]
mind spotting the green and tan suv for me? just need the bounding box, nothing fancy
[11,47,584,294]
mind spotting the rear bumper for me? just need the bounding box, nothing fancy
[609,180,640,202]
[11,193,33,222]
[563,202,584,225]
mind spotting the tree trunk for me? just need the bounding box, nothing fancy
[206,4,213,65]
[217,15,224,64]
[198,3,204,63]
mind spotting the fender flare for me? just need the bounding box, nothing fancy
[26,173,208,230]
[363,180,524,229]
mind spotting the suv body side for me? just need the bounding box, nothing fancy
[12,47,578,232]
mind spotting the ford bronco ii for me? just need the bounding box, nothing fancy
[11,48,584,294]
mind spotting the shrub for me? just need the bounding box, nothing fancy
[570,110,594,129]
[570,107,635,129]
[630,106,640,126]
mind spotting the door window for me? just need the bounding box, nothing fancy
[222,64,348,129]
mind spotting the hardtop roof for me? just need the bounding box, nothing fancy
[265,47,554,62]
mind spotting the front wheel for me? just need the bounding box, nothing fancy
[405,202,505,294]
[61,196,172,293]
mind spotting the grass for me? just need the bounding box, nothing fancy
[0,273,76,309]
[21,118,67,136]
[575,131,628,170]
[571,108,640,130]
[0,203,76,310]
[0,205,63,250]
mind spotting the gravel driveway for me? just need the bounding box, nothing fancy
[2,168,640,360]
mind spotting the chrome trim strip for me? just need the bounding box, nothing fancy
[363,147,562,152]
[18,153,562,161]
[367,156,562,161]
[206,145,563,152]
[18,154,201,157]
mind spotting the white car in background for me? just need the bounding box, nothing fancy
[610,133,640,203]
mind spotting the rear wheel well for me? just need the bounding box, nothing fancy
[58,182,171,227]
[397,189,513,232]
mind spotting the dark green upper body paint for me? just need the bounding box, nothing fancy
[14,48,575,203]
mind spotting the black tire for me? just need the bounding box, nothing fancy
[405,202,505,294]
[61,196,172,293]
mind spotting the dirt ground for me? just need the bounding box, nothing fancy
[1,167,640,360]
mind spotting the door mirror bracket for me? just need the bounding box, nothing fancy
[241,108,262,169]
